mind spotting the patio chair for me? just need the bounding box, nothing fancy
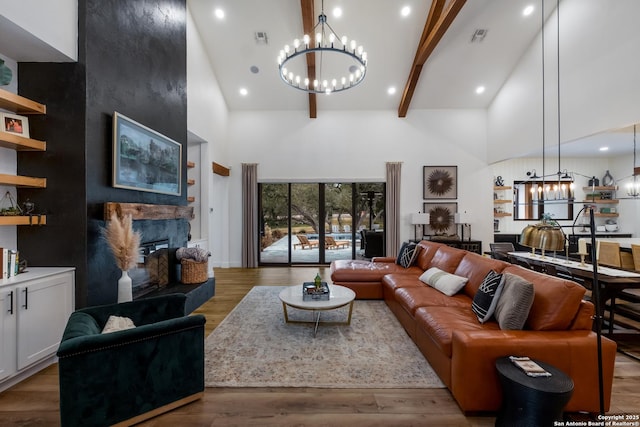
[294,234,319,250]
[326,236,350,250]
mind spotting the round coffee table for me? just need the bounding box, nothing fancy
[495,357,574,427]
[278,284,356,337]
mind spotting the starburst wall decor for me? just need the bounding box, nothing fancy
[423,166,457,199]
[423,202,457,236]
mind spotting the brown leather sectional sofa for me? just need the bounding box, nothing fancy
[330,240,617,414]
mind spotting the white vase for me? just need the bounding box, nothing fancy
[117,270,132,303]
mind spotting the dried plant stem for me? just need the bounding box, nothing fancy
[103,213,141,271]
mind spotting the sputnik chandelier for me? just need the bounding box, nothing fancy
[277,1,368,94]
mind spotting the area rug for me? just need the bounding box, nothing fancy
[204,286,445,388]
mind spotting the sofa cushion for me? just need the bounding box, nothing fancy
[330,259,421,283]
[454,253,510,299]
[429,245,467,273]
[415,306,500,357]
[396,242,420,268]
[494,273,534,330]
[471,270,505,323]
[502,265,586,330]
[419,267,468,296]
[395,286,472,315]
[414,241,445,271]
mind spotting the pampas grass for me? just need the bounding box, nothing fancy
[103,213,141,271]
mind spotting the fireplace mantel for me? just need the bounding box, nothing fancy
[104,202,194,221]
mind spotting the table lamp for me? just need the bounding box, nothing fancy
[454,212,472,241]
[410,213,430,241]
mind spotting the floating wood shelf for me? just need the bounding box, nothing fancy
[581,199,619,204]
[582,186,617,191]
[0,215,47,226]
[0,133,46,151]
[104,202,194,221]
[187,196,195,203]
[212,162,230,177]
[494,213,512,217]
[187,179,195,186]
[187,161,195,169]
[493,186,512,190]
[0,174,46,188]
[0,87,46,114]
[494,199,511,204]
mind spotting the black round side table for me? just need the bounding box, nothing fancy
[495,357,574,427]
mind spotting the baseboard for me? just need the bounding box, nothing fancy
[111,391,204,427]
[0,355,57,393]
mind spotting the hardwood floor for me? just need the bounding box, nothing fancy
[0,266,638,426]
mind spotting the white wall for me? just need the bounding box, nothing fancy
[224,109,493,267]
[186,6,230,268]
[488,0,640,162]
[0,0,77,61]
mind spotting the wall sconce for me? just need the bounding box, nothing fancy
[410,213,430,241]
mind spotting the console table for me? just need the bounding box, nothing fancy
[429,239,482,254]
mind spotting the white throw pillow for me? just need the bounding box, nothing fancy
[419,267,468,296]
[101,315,136,334]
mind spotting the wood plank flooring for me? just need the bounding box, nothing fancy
[0,267,638,426]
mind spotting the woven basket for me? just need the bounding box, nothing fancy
[180,258,208,284]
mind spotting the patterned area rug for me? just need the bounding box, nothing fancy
[204,286,445,388]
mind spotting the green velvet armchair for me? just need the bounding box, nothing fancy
[57,294,206,426]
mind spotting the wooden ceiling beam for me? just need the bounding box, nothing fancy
[398,0,466,117]
[301,0,317,118]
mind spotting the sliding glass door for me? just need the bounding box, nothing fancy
[259,182,385,265]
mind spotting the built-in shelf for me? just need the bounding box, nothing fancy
[187,179,195,186]
[0,174,46,188]
[0,215,47,226]
[582,186,617,191]
[581,199,619,204]
[186,161,195,169]
[0,87,46,114]
[494,212,512,217]
[494,199,511,204]
[0,133,46,151]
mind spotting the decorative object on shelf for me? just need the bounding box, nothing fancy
[494,219,500,232]
[423,202,457,236]
[102,212,141,302]
[0,59,12,86]
[602,170,615,187]
[112,112,182,196]
[495,176,504,186]
[0,191,22,216]
[410,212,430,241]
[0,112,29,138]
[277,0,367,95]
[423,166,457,199]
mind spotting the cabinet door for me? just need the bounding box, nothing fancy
[0,288,17,381]
[16,272,74,370]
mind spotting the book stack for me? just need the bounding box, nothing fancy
[1,248,19,279]
[509,356,552,377]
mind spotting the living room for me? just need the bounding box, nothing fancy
[1,0,639,425]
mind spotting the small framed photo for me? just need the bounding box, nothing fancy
[0,112,30,138]
[423,165,457,199]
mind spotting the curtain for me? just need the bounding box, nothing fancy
[242,163,258,268]
[386,162,402,257]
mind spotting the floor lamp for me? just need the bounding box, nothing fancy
[410,213,430,242]
[588,207,605,415]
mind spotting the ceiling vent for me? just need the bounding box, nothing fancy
[255,31,268,45]
[471,29,488,43]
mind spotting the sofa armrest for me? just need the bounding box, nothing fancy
[57,313,205,358]
[77,294,187,327]
[449,329,616,413]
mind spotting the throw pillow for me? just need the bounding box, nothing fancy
[494,273,535,330]
[396,242,419,268]
[101,315,136,334]
[471,270,505,323]
[419,267,468,296]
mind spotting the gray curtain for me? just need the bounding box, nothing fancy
[242,163,258,268]
[386,162,402,257]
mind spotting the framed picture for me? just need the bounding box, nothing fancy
[423,166,457,199]
[113,112,182,196]
[423,202,458,236]
[0,112,29,138]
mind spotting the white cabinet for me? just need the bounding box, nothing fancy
[0,267,74,390]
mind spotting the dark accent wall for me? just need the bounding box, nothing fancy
[18,0,187,307]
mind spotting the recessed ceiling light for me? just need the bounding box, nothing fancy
[239,88,248,96]
[523,5,534,16]
[214,8,225,19]
[599,146,609,152]
[387,87,397,95]
[333,7,342,18]
[401,6,411,17]
[475,86,486,94]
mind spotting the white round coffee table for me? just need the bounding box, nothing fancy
[279,284,356,337]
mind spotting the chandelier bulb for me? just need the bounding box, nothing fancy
[331,79,337,88]
[304,78,309,87]
[322,80,328,88]
[284,45,290,54]
[357,45,363,55]
[295,75,301,85]
[329,34,335,44]
[303,34,310,45]
[350,40,357,51]
[293,39,300,49]
[341,76,346,85]
[316,33,322,45]
[341,36,347,46]
[313,79,319,88]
